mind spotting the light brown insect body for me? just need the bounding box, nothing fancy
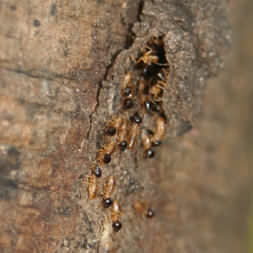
[128,123,139,149]
[122,72,131,89]
[137,47,159,66]
[117,117,128,143]
[157,68,169,82]
[133,200,154,218]
[103,176,115,199]
[141,130,152,152]
[105,116,124,136]
[133,200,146,215]
[139,79,148,106]
[151,116,166,144]
[87,174,97,200]
[97,142,115,164]
[121,72,135,97]
[111,200,121,222]
[149,85,162,101]
[100,217,113,252]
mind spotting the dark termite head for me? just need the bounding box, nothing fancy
[152,140,161,146]
[112,221,122,232]
[103,198,113,208]
[146,208,155,218]
[103,153,111,164]
[119,140,128,151]
[93,165,102,177]
[146,149,155,158]
[123,98,134,109]
[130,112,142,124]
[106,126,116,136]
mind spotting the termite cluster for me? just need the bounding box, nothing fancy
[87,36,169,234]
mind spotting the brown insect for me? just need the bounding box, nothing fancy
[127,123,139,149]
[117,117,128,151]
[105,116,124,136]
[151,116,166,146]
[121,72,135,110]
[139,79,150,106]
[111,200,122,232]
[87,174,97,200]
[97,142,115,164]
[136,46,159,66]
[133,200,155,218]
[121,72,135,97]
[139,78,163,113]
[137,36,168,67]
[90,164,102,178]
[149,84,163,101]
[103,176,115,208]
[149,79,167,101]
[157,68,169,82]
[100,217,113,252]
[141,130,155,158]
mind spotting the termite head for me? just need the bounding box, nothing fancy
[97,142,115,165]
[92,164,102,178]
[119,140,128,151]
[152,140,161,146]
[106,126,116,136]
[105,116,124,136]
[103,153,111,164]
[103,197,113,208]
[130,112,142,124]
[112,221,122,232]
[146,149,155,158]
[146,208,155,218]
[144,100,156,112]
[123,98,134,110]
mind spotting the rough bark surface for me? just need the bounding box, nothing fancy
[1,0,250,253]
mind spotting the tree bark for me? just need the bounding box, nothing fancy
[1,0,250,253]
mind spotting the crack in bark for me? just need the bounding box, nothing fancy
[1,66,77,82]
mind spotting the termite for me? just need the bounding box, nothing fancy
[117,117,128,151]
[103,176,115,208]
[100,217,113,253]
[149,79,167,102]
[90,164,102,178]
[97,142,115,164]
[130,112,142,125]
[122,98,134,110]
[87,174,97,200]
[121,72,135,110]
[121,72,135,97]
[157,68,169,82]
[136,46,159,66]
[139,79,154,113]
[133,200,155,218]
[151,116,166,146]
[111,200,122,232]
[127,123,139,149]
[105,116,123,137]
[146,208,155,218]
[141,130,155,158]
